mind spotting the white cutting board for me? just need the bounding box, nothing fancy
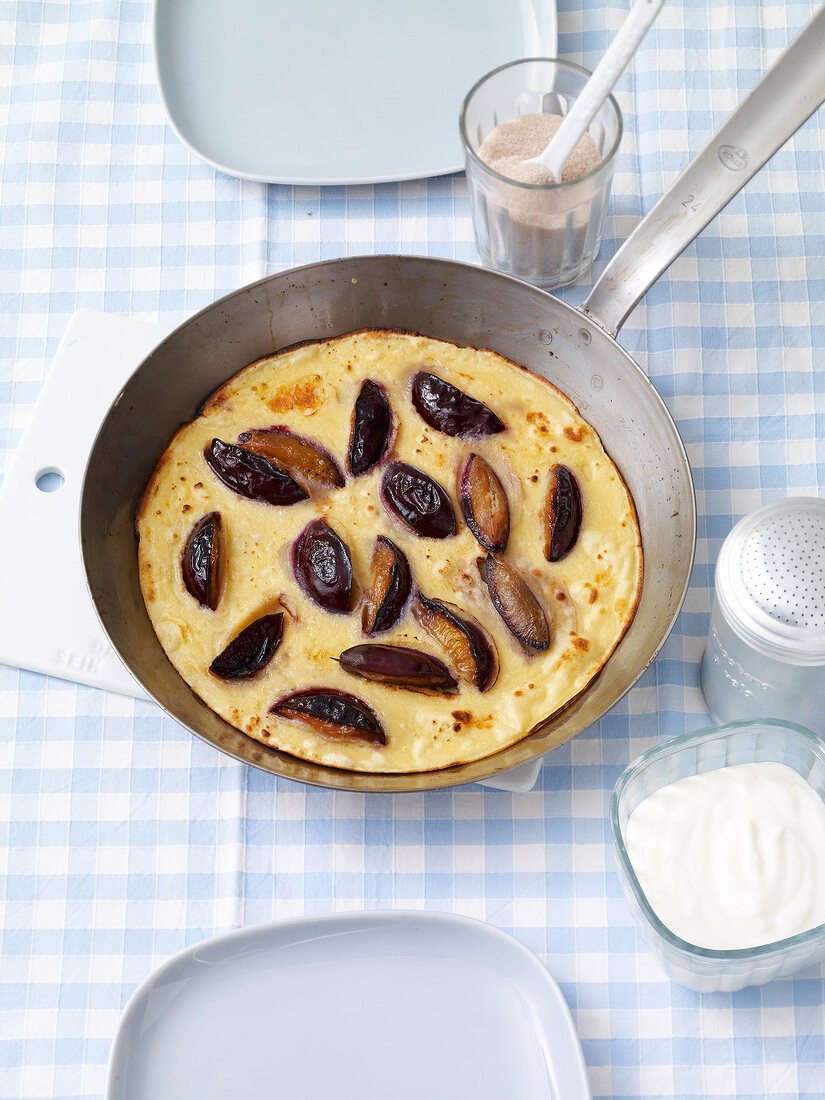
[0,310,171,699]
[0,309,541,791]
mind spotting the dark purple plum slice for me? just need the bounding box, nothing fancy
[238,427,344,493]
[348,379,392,476]
[484,555,550,651]
[413,594,498,692]
[381,462,456,539]
[338,644,458,694]
[459,453,510,553]
[291,519,353,613]
[209,613,284,680]
[204,439,307,506]
[411,371,505,438]
[182,511,225,609]
[361,536,412,634]
[270,689,386,745]
[544,464,582,562]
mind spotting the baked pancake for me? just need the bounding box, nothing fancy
[137,331,643,773]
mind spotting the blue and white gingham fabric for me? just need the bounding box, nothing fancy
[2,1,825,1097]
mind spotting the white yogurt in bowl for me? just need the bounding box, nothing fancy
[625,761,825,951]
[610,720,825,991]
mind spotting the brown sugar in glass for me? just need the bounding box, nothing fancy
[460,58,623,290]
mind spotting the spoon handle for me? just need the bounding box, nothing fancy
[538,0,664,180]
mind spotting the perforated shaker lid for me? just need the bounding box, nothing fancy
[716,496,825,665]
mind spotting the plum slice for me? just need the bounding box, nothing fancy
[238,427,344,494]
[413,594,497,692]
[362,536,412,634]
[209,613,284,680]
[544,464,582,562]
[182,512,225,610]
[483,555,550,651]
[291,519,353,613]
[349,379,392,475]
[381,462,456,539]
[459,453,510,553]
[338,644,458,695]
[270,689,386,745]
[411,371,505,438]
[204,439,307,506]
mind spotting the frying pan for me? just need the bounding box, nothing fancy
[81,9,825,791]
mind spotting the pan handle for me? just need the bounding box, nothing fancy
[582,4,825,338]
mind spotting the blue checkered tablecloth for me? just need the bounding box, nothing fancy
[2,0,825,1096]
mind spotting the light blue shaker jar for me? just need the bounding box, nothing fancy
[700,497,825,734]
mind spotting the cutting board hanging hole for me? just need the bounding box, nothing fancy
[35,467,65,493]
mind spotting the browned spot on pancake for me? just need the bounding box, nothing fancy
[265,373,324,414]
[248,716,261,730]
[532,568,543,578]
[589,588,599,603]
[564,426,583,442]
[528,683,534,689]
[530,474,538,482]
[514,690,523,697]
[146,588,155,600]
[527,411,549,428]
[556,591,566,601]
[573,637,590,652]
[550,445,557,453]
[182,504,191,513]
[194,482,203,489]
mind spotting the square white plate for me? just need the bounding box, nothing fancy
[106,911,590,1099]
[153,0,558,184]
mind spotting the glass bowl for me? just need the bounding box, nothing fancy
[610,719,825,992]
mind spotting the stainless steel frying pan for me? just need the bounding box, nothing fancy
[81,9,825,791]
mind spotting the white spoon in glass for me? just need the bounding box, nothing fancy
[526,0,664,181]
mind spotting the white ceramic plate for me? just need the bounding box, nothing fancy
[153,0,558,184]
[106,911,590,1099]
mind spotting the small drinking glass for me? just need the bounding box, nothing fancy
[459,58,622,290]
